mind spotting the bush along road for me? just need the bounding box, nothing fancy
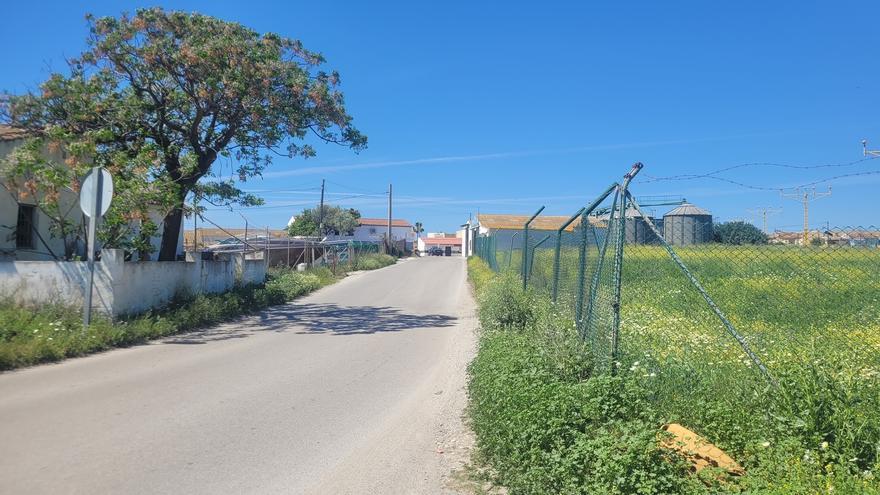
[0,254,396,370]
[465,257,880,495]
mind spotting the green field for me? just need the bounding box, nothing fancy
[479,240,880,488]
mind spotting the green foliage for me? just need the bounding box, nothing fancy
[467,257,494,293]
[265,266,335,299]
[351,253,395,271]
[476,271,542,333]
[713,221,768,245]
[287,206,361,236]
[468,274,703,494]
[2,7,365,260]
[0,268,336,370]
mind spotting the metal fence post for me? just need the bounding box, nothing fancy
[508,231,519,270]
[522,206,545,290]
[528,233,552,283]
[575,211,589,324]
[570,183,619,336]
[609,163,642,372]
[583,190,620,339]
[553,207,585,303]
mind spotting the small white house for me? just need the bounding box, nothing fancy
[352,217,416,250]
[0,125,183,261]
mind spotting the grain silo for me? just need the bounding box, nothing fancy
[663,202,713,246]
[598,207,660,244]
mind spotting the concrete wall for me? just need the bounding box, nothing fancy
[0,249,267,317]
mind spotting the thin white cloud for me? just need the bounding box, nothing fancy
[260,133,777,179]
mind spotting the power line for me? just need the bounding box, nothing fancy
[637,156,880,191]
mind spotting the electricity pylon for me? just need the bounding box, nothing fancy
[781,187,832,245]
[747,207,782,233]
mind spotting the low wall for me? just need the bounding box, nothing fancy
[0,249,267,317]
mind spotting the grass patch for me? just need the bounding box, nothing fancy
[350,253,396,271]
[0,267,337,370]
[467,257,880,494]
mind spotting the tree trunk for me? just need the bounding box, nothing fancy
[158,206,184,261]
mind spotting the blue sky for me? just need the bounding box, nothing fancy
[3,1,880,232]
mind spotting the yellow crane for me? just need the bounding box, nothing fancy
[780,187,831,245]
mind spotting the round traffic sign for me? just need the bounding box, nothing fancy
[79,168,114,218]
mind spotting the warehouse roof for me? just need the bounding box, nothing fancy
[477,213,602,232]
[358,218,412,228]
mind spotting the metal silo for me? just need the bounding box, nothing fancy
[599,207,659,244]
[624,207,661,244]
[663,203,713,246]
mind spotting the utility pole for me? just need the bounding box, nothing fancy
[781,187,832,245]
[192,193,198,252]
[746,207,782,233]
[318,178,325,237]
[387,183,393,253]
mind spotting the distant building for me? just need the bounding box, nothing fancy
[417,234,462,256]
[351,218,416,251]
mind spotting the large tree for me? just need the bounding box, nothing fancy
[288,206,360,237]
[2,8,365,260]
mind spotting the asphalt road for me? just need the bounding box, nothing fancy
[0,256,476,494]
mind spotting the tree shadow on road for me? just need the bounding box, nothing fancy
[260,303,457,336]
[162,303,456,344]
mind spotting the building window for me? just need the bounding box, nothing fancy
[369,227,377,234]
[16,204,35,249]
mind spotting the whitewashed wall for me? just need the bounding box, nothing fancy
[0,249,267,316]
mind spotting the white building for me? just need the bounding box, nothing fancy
[351,217,416,250]
[0,125,182,261]
[416,234,462,256]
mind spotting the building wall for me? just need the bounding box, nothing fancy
[0,249,266,316]
[352,225,415,243]
[1,137,182,261]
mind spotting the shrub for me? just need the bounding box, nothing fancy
[713,221,768,245]
[351,253,395,271]
[468,257,494,293]
[476,271,542,333]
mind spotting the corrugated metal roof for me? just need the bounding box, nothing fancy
[664,203,711,217]
[0,125,32,142]
[358,218,412,228]
[477,214,603,232]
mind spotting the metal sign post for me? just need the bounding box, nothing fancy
[79,167,114,327]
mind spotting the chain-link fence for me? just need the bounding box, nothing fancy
[473,162,880,459]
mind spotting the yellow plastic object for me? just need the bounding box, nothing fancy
[661,423,745,476]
